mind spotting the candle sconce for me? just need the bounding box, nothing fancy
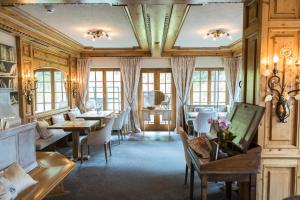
[23,72,38,105]
[264,46,300,123]
[71,78,79,99]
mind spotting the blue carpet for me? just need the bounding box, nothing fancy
[50,132,237,200]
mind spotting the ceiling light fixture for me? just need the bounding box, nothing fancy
[204,29,232,40]
[84,29,111,41]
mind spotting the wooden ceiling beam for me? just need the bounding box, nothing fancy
[124,5,149,51]
[80,48,151,57]
[163,4,190,51]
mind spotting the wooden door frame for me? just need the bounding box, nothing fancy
[138,68,176,131]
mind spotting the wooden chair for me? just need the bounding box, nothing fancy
[79,117,115,164]
[178,127,192,185]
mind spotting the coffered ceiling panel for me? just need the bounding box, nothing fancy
[175,3,243,48]
[18,4,139,48]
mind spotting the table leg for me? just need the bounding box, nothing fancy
[71,130,80,161]
[190,163,194,200]
[201,175,208,200]
[239,181,249,200]
[225,181,232,200]
[250,174,256,200]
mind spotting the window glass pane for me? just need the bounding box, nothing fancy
[36,72,44,82]
[200,82,208,91]
[45,103,51,111]
[114,71,120,81]
[219,71,226,81]
[148,73,154,83]
[96,71,102,81]
[200,71,208,81]
[106,72,113,81]
[44,82,51,92]
[89,71,95,81]
[55,82,62,92]
[54,71,62,81]
[44,72,51,82]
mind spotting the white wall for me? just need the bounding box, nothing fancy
[89,56,223,68]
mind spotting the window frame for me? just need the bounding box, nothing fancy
[88,68,123,112]
[190,68,228,105]
[34,69,68,113]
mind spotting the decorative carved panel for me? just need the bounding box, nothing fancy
[245,0,259,28]
[270,0,300,19]
[33,49,68,66]
[264,31,299,148]
[22,42,31,57]
[263,164,297,200]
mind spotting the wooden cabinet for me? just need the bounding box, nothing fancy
[243,0,300,199]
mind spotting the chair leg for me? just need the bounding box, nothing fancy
[184,164,189,185]
[104,143,108,163]
[118,130,121,144]
[87,145,90,156]
[108,141,112,156]
[80,144,84,164]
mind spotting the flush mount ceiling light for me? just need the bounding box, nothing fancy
[204,29,232,40]
[84,29,111,41]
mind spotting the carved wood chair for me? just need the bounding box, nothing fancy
[178,127,192,185]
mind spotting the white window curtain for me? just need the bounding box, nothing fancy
[171,56,196,130]
[120,57,141,133]
[222,56,243,104]
[76,58,90,112]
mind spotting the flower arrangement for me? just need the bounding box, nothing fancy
[208,117,235,146]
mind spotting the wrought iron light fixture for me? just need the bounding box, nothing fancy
[204,29,232,40]
[84,29,111,41]
[64,77,78,99]
[23,72,38,105]
[264,46,300,123]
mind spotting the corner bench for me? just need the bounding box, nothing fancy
[17,152,75,200]
[36,131,72,150]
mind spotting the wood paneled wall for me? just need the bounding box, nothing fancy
[243,0,300,199]
[16,37,78,123]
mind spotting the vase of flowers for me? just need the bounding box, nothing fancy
[208,117,235,147]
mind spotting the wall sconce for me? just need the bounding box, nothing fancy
[23,72,38,105]
[264,46,300,123]
[71,78,79,99]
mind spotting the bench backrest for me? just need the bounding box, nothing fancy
[0,122,37,173]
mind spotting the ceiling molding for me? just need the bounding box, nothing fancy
[0,1,243,5]
[0,6,83,54]
[80,48,151,57]
[124,5,149,50]
[163,4,190,51]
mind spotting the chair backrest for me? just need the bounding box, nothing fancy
[178,127,191,167]
[85,99,96,111]
[123,106,131,125]
[112,111,126,130]
[193,111,217,134]
[87,117,115,144]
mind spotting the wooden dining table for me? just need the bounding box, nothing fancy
[76,110,114,125]
[48,120,99,161]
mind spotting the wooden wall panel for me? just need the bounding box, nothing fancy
[244,0,300,199]
[262,160,298,200]
[270,0,300,19]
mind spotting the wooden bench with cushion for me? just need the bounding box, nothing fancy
[17,152,75,200]
[35,130,72,150]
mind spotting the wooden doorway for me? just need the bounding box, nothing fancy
[138,68,176,131]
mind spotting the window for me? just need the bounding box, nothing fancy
[141,72,155,124]
[35,69,68,113]
[88,69,122,112]
[191,69,227,105]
